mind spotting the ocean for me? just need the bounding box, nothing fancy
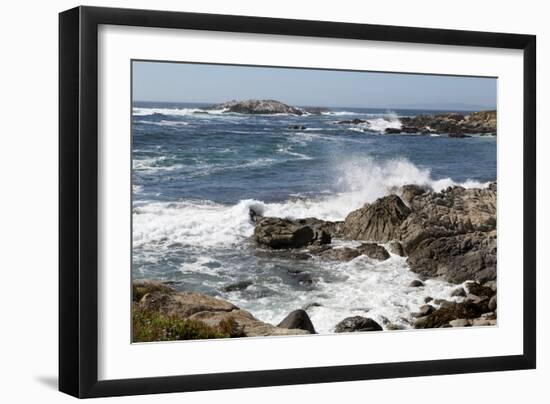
[132,101,497,333]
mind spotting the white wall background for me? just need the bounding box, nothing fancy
[0,0,546,402]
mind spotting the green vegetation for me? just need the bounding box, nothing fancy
[132,304,244,342]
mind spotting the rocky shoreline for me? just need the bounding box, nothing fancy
[337,110,497,137]
[206,99,497,138]
[134,182,497,341]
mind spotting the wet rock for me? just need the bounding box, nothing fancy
[413,305,435,317]
[302,302,322,310]
[254,217,315,249]
[409,280,424,287]
[385,323,406,330]
[335,118,367,125]
[451,287,467,298]
[388,240,406,256]
[277,309,316,334]
[342,195,412,242]
[288,125,306,130]
[318,247,361,262]
[424,296,434,303]
[222,281,253,292]
[334,316,383,333]
[357,243,390,261]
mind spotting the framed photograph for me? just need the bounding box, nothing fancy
[59,6,536,398]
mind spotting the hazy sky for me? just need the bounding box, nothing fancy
[133,61,496,110]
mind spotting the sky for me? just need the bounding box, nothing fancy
[132,61,497,110]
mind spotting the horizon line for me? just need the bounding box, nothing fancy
[132,99,496,112]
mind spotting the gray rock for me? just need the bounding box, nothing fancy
[334,316,383,333]
[357,243,390,261]
[214,99,304,115]
[277,309,316,334]
[254,217,314,249]
[413,305,435,317]
[409,280,424,287]
[451,287,467,297]
[318,247,361,262]
[341,195,412,242]
[222,281,253,292]
[388,240,406,256]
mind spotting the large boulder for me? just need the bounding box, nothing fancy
[277,309,316,334]
[406,232,497,284]
[213,99,304,115]
[334,316,383,333]
[357,243,390,261]
[254,217,315,249]
[341,195,412,242]
[133,279,308,338]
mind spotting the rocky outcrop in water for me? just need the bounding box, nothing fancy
[385,110,497,136]
[213,99,304,115]
[133,279,310,338]
[341,195,412,242]
[340,183,497,284]
[251,210,339,249]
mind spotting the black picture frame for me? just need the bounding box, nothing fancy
[59,5,536,398]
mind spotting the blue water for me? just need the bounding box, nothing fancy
[132,101,496,333]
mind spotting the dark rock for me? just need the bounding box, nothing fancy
[464,281,495,299]
[335,118,367,125]
[451,287,467,297]
[385,128,402,134]
[334,316,383,333]
[302,302,322,310]
[409,280,424,287]
[395,111,496,136]
[222,281,253,292]
[424,296,433,303]
[213,99,304,115]
[277,309,316,334]
[288,125,306,130]
[342,195,411,242]
[413,304,435,317]
[388,240,406,256]
[414,301,484,328]
[318,247,361,262]
[357,243,390,261]
[406,232,497,284]
[254,217,314,249]
[385,323,406,330]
